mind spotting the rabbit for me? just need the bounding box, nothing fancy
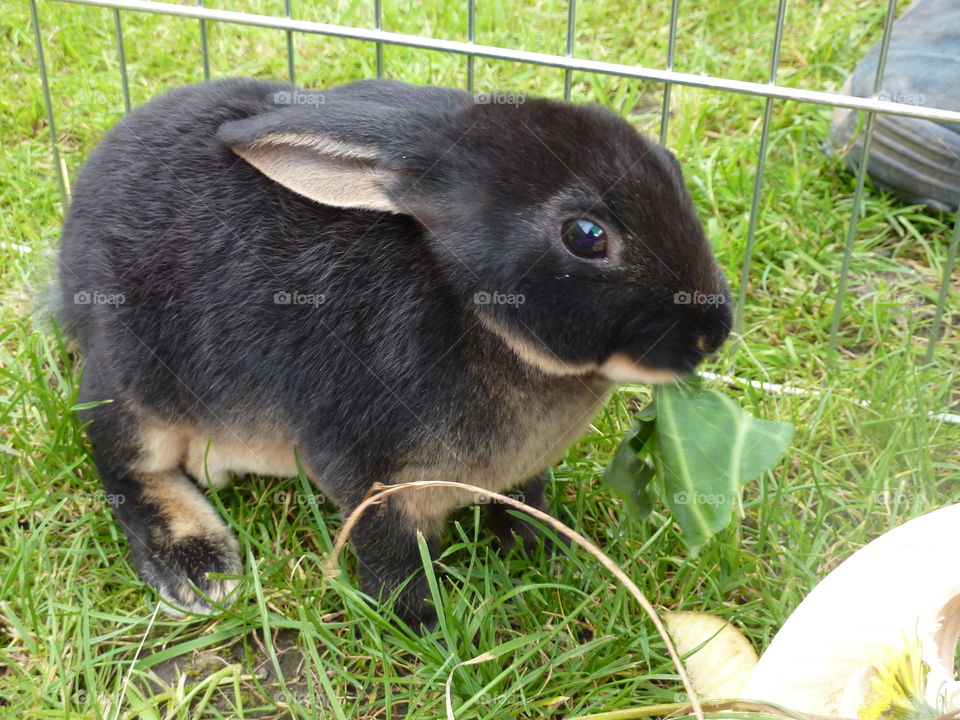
[57,77,732,629]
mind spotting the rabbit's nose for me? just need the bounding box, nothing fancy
[694,331,727,356]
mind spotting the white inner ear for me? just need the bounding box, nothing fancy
[232,135,399,213]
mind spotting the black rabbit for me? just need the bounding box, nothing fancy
[58,78,731,628]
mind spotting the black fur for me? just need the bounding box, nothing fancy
[58,78,731,628]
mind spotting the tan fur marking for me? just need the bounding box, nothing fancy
[132,410,299,489]
[476,312,598,376]
[477,312,680,385]
[393,385,611,533]
[138,471,233,542]
[183,432,299,488]
[134,419,191,474]
[598,353,680,384]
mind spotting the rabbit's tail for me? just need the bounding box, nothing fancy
[11,244,78,339]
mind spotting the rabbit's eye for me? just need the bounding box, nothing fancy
[562,219,607,259]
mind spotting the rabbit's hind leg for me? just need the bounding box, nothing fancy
[79,375,242,616]
[123,470,242,615]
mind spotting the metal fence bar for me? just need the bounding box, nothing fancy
[658,0,680,146]
[197,0,210,81]
[112,8,131,112]
[466,0,475,92]
[284,0,295,83]
[28,0,67,208]
[925,216,959,362]
[827,0,899,359]
[734,0,789,333]
[50,0,960,125]
[563,0,575,100]
[374,0,383,78]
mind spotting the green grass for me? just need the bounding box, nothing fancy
[2,0,958,718]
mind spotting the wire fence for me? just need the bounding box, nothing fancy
[30,0,959,372]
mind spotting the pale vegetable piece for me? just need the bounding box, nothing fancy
[663,611,759,698]
[741,503,960,717]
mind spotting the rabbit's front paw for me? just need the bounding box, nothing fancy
[351,502,439,631]
[360,567,437,632]
[372,572,438,632]
[484,473,556,556]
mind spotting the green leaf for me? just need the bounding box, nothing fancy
[603,380,793,554]
[654,383,793,553]
[603,413,657,518]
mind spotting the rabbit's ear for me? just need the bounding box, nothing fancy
[218,121,398,212]
[226,132,398,212]
[217,94,461,213]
